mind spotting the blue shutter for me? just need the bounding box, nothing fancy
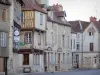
[1,32,7,47]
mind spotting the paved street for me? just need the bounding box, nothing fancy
[11,69,100,75]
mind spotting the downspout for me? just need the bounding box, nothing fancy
[79,20,83,68]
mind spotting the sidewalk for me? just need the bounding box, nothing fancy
[70,68,100,71]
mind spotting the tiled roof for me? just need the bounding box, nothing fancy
[16,0,24,6]
[0,0,11,5]
[93,21,100,32]
[69,21,90,33]
[55,11,66,17]
[22,0,47,14]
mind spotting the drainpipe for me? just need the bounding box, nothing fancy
[4,57,8,75]
[79,20,83,68]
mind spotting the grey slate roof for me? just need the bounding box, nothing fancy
[69,21,90,33]
[93,21,100,32]
[47,6,71,27]
[0,0,11,5]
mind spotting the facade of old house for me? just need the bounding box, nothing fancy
[70,20,89,68]
[44,4,72,72]
[0,0,11,72]
[82,17,100,68]
[19,0,47,72]
[70,17,100,69]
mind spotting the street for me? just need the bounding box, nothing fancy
[14,69,100,75]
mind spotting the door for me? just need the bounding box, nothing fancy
[58,53,60,70]
[76,55,79,68]
[44,52,47,71]
[0,58,4,72]
[23,54,29,65]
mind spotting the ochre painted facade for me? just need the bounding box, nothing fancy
[21,11,35,30]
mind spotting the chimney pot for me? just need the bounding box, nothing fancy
[90,16,97,22]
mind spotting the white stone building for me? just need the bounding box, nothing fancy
[70,17,100,69]
[44,4,72,72]
[82,17,100,68]
[70,20,89,68]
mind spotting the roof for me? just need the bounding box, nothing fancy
[17,0,24,6]
[0,0,11,5]
[47,6,71,26]
[47,13,71,27]
[93,21,100,32]
[55,11,66,17]
[69,21,90,33]
[22,0,47,14]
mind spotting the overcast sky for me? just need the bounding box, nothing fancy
[49,0,100,21]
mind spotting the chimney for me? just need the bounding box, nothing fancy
[90,16,97,22]
[53,3,63,11]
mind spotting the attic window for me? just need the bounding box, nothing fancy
[89,32,94,36]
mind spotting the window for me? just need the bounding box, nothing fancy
[63,53,65,64]
[62,35,65,47]
[2,9,6,21]
[73,39,75,49]
[90,43,93,51]
[89,32,94,36]
[77,44,80,50]
[68,36,70,48]
[89,32,91,36]
[21,11,24,23]
[38,33,41,45]
[1,32,7,47]
[24,32,32,43]
[71,39,72,49]
[94,57,96,64]
[50,53,54,64]
[40,13,43,25]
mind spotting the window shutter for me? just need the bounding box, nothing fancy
[1,32,7,47]
[2,9,6,21]
[24,33,27,43]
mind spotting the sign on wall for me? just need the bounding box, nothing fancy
[13,26,20,50]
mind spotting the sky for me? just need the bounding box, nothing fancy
[49,0,100,21]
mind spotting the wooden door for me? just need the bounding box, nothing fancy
[23,54,29,65]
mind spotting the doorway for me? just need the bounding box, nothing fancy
[58,53,60,70]
[76,55,79,68]
[23,54,29,65]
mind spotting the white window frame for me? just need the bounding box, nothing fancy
[40,13,43,25]
[1,32,7,48]
[24,32,32,44]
